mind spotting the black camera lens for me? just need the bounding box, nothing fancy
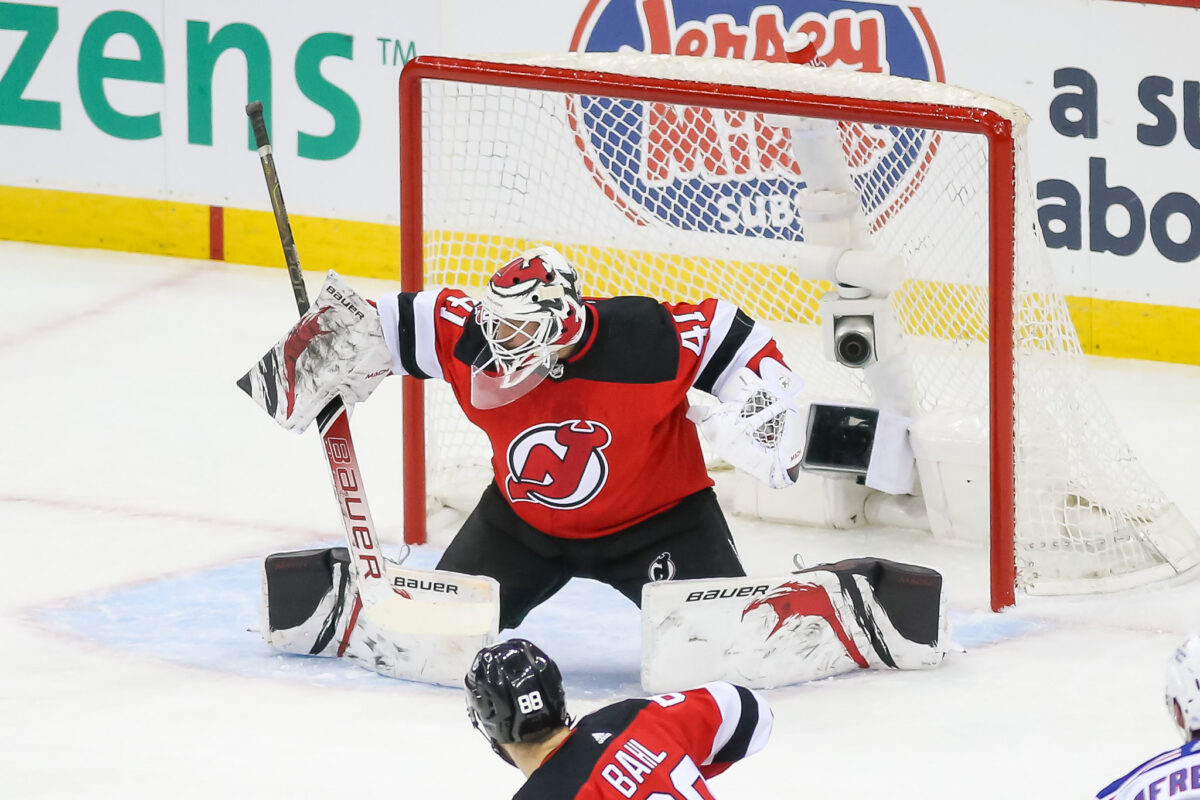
[836,332,871,366]
[832,314,876,367]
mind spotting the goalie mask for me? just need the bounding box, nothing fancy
[1166,633,1200,740]
[471,247,585,409]
[464,638,570,765]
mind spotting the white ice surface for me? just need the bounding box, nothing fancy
[2,241,1200,798]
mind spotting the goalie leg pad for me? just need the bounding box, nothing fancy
[640,558,948,691]
[259,547,500,686]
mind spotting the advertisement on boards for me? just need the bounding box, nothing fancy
[902,0,1200,321]
[567,1,945,245]
[563,0,1200,323]
[0,1,436,221]
[2,0,1199,357]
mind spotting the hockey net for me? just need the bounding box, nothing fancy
[398,52,1199,609]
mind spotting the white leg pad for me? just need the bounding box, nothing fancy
[641,565,947,693]
[260,549,498,687]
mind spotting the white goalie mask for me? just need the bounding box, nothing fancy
[1166,634,1200,740]
[471,246,586,409]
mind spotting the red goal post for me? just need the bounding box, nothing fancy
[397,53,1198,611]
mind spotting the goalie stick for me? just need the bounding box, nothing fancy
[242,102,489,637]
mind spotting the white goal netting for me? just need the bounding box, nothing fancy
[403,52,1199,601]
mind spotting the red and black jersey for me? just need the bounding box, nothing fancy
[516,683,772,800]
[377,289,784,539]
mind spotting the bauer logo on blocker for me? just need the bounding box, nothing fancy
[570,0,946,239]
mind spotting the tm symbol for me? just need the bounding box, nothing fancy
[377,37,417,66]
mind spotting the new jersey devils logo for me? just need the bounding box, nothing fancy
[505,420,613,509]
[648,552,676,581]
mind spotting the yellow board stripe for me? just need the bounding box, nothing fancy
[0,185,210,259]
[2,183,1198,366]
[1068,295,1200,364]
[222,207,399,281]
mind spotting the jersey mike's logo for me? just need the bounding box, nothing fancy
[505,420,613,509]
[569,0,945,240]
[742,580,869,667]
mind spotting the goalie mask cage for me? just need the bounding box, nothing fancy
[398,53,1199,611]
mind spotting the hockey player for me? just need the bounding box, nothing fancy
[241,245,914,634]
[464,638,772,798]
[242,249,934,685]
[375,246,807,630]
[1095,634,1200,799]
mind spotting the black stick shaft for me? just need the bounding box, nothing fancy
[242,102,383,595]
[245,100,342,429]
[245,101,310,316]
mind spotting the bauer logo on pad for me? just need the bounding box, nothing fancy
[570,0,946,240]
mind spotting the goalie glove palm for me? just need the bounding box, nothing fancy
[688,358,806,489]
[238,272,392,432]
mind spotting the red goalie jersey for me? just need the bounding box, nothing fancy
[518,682,772,800]
[377,289,784,538]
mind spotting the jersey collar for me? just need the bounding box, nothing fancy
[561,302,599,365]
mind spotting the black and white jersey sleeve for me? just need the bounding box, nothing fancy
[375,288,478,381]
[665,298,784,398]
[693,680,774,773]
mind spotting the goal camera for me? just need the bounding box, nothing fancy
[821,289,885,369]
[833,315,877,368]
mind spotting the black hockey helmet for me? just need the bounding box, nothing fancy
[464,638,570,762]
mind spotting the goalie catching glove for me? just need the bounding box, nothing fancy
[688,357,806,489]
[237,272,392,433]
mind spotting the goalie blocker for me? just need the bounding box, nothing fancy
[237,272,393,434]
[259,547,499,687]
[641,556,948,692]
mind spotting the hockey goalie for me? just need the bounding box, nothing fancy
[240,248,947,689]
